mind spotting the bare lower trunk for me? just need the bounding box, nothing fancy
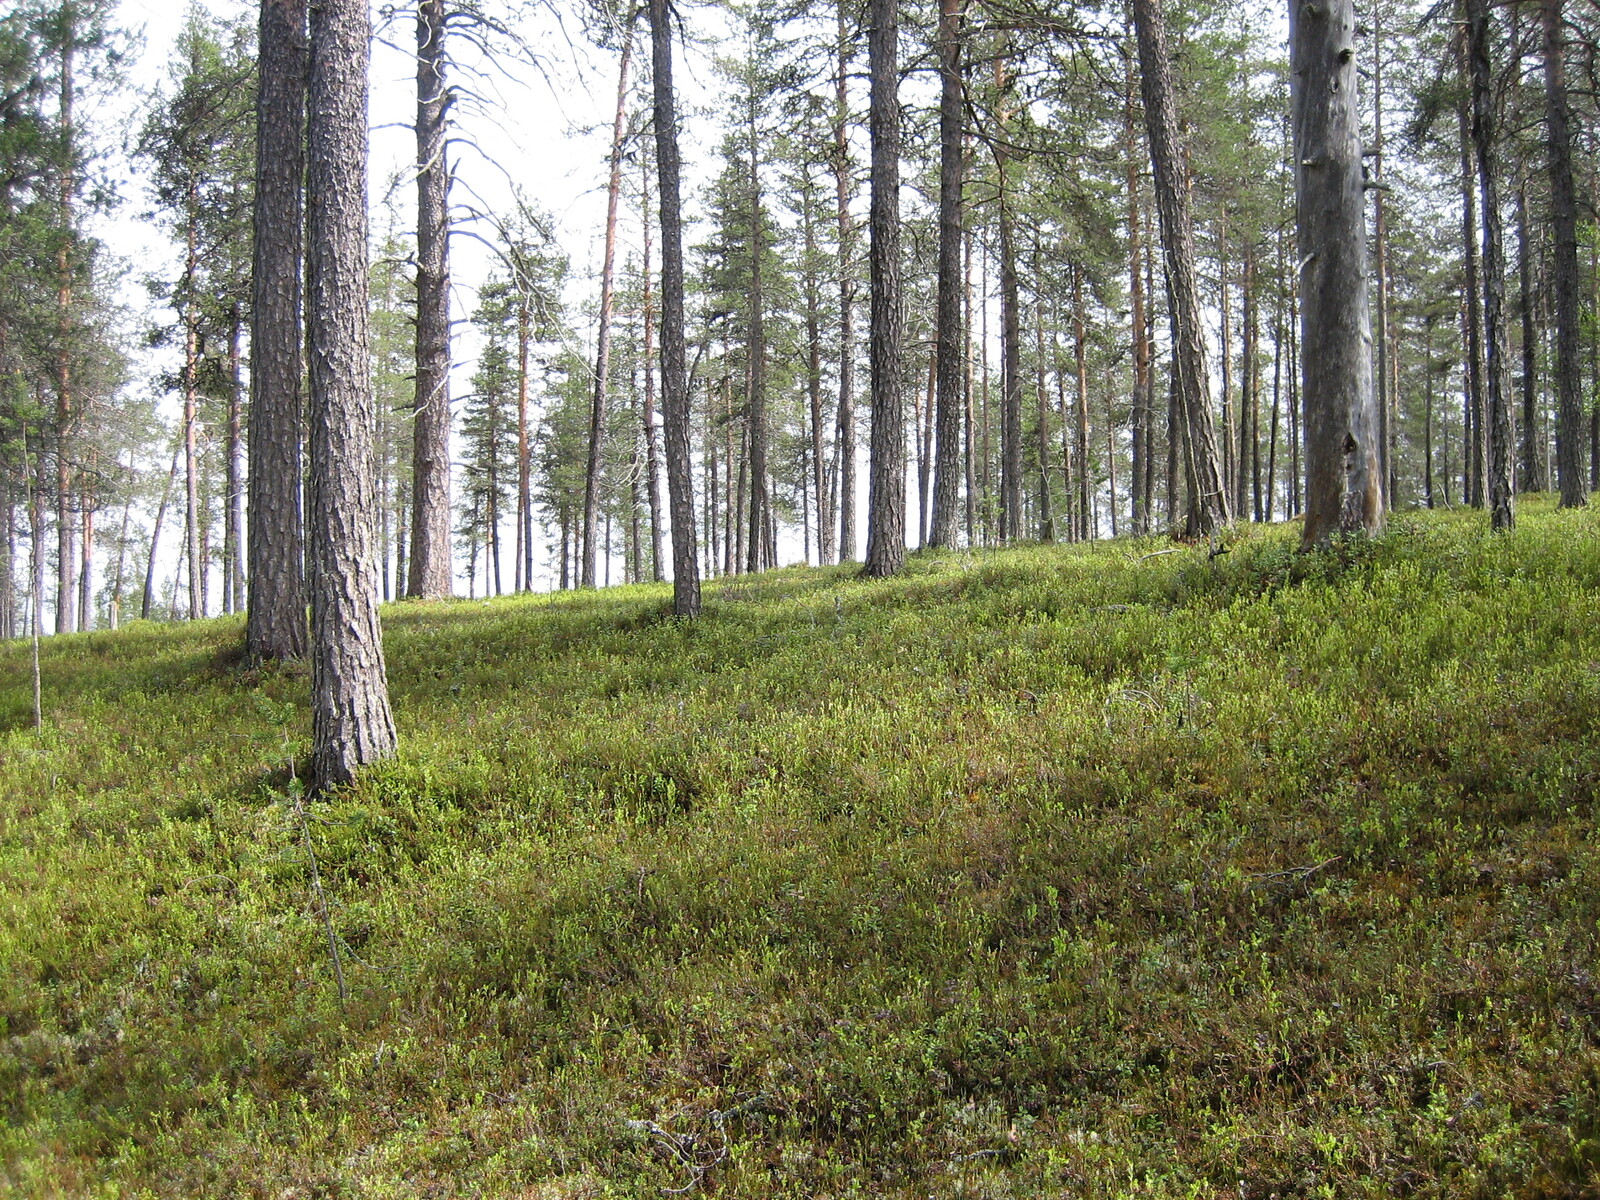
[583,30,635,587]
[834,0,858,561]
[1132,0,1229,536]
[247,0,309,661]
[1292,0,1382,547]
[307,0,397,790]
[1466,0,1514,530]
[864,0,905,577]
[1542,0,1586,506]
[929,0,964,549]
[650,0,700,616]
[409,0,453,600]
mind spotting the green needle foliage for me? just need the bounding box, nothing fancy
[4,503,1600,1196]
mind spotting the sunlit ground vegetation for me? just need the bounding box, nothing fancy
[4,502,1600,1197]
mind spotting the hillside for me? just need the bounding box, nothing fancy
[4,506,1600,1198]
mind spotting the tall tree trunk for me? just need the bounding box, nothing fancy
[1465,0,1514,530]
[929,0,965,549]
[307,0,397,791]
[1219,216,1237,508]
[802,172,833,564]
[1457,69,1486,508]
[78,476,93,631]
[1542,0,1585,506]
[642,152,665,581]
[1124,35,1151,535]
[834,0,858,561]
[515,300,530,590]
[246,0,308,660]
[1291,0,1382,547]
[1132,0,1229,536]
[745,98,770,574]
[1516,177,1540,492]
[1074,266,1091,540]
[583,28,635,587]
[1372,0,1393,504]
[864,0,905,577]
[227,303,245,613]
[994,48,1023,544]
[1034,260,1054,542]
[55,39,77,635]
[409,0,453,600]
[1424,313,1436,508]
[649,0,700,616]
[183,203,203,621]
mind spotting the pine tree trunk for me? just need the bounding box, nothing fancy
[1457,75,1486,508]
[409,0,453,600]
[1291,0,1382,547]
[802,175,833,564]
[834,0,858,562]
[641,155,666,581]
[649,0,700,616]
[1466,0,1514,530]
[1516,178,1540,492]
[864,0,905,578]
[745,103,770,574]
[1132,0,1229,537]
[54,40,77,636]
[183,206,203,621]
[928,0,964,549]
[1124,36,1151,536]
[246,0,308,659]
[306,0,397,791]
[583,30,635,587]
[1372,1,1393,503]
[225,304,244,612]
[995,48,1022,544]
[1034,261,1054,542]
[1542,0,1585,506]
[516,301,530,591]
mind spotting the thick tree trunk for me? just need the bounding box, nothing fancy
[583,30,635,587]
[1372,1,1393,503]
[1291,0,1382,547]
[929,0,964,549]
[248,0,310,659]
[409,0,453,600]
[864,0,905,577]
[1542,0,1585,506]
[306,0,397,791]
[1465,0,1514,530]
[649,0,700,616]
[1132,0,1229,537]
[834,0,858,562]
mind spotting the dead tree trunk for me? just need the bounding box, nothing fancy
[1291,0,1382,547]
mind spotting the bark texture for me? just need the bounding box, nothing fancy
[1291,0,1382,547]
[1465,0,1513,530]
[864,0,905,577]
[929,0,964,549]
[247,0,308,661]
[306,0,397,791]
[409,0,453,599]
[1542,0,1586,507]
[1132,0,1229,537]
[649,0,701,616]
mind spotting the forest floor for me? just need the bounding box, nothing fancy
[4,502,1600,1198]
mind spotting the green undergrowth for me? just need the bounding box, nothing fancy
[4,502,1600,1197]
